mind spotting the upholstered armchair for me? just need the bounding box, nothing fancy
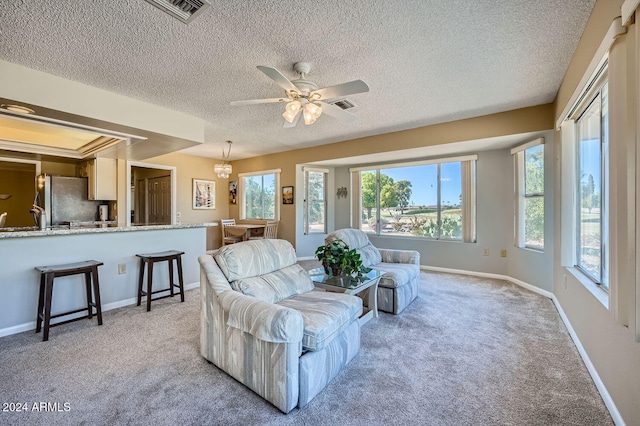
[325,228,420,314]
[199,239,362,413]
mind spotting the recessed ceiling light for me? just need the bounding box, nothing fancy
[1,104,35,114]
[0,104,35,114]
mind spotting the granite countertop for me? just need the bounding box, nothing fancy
[0,223,217,239]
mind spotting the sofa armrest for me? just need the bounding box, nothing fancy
[378,248,420,266]
[217,290,304,344]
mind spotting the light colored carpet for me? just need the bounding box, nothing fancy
[0,268,612,426]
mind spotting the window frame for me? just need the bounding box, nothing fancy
[350,155,476,242]
[512,138,545,251]
[574,80,609,290]
[238,169,281,220]
[303,168,328,235]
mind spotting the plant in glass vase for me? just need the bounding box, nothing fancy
[315,238,371,278]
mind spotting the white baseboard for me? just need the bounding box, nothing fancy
[420,265,554,299]
[421,265,624,425]
[552,298,625,426]
[0,282,199,339]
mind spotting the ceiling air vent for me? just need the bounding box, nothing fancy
[328,98,356,110]
[143,0,211,24]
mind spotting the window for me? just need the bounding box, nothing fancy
[575,82,608,289]
[304,168,327,234]
[513,140,544,250]
[239,169,280,220]
[353,156,476,242]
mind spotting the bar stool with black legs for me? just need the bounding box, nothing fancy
[136,250,185,312]
[34,260,104,342]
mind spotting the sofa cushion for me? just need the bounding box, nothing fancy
[214,239,297,282]
[370,262,420,288]
[230,264,315,303]
[277,291,362,352]
[326,229,382,267]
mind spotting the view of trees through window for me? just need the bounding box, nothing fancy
[360,161,463,239]
[523,145,544,249]
[576,83,608,287]
[242,173,276,219]
[305,170,326,233]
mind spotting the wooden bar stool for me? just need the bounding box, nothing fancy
[34,260,104,342]
[136,250,185,312]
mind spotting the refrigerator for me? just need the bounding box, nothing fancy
[35,175,104,226]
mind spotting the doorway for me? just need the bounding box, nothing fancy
[0,157,41,227]
[127,162,175,226]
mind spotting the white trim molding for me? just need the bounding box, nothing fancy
[556,17,625,130]
[420,265,553,299]
[622,0,640,25]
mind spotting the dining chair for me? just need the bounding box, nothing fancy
[221,219,242,245]
[250,220,278,240]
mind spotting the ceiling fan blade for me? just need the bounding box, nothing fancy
[313,80,369,100]
[257,66,298,93]
[319,101,359,122]
[230,97,289,106]
[283,110,301,128]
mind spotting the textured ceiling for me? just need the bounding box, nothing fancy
[0,1,595,160]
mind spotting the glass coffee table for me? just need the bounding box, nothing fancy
[308,267,384,325]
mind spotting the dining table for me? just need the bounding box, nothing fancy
[225,223,265,241]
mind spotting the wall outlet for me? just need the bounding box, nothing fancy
[482,248,489,256]
[176,211,181,218]
[500,249,507,258]
[118,263,126,274]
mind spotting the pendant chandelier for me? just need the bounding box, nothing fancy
[214,140,233,179]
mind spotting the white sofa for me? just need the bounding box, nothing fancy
[326,228,420,314]
[199,239,362,413]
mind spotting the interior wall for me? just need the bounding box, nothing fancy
[0,169,34,227]
[294,164,335,257]
[143,152,228,250]
[40,160,77,177]
[506,131,555,292]
[552,1,640,424]
[334,167,352,230]
[229,104,554,248]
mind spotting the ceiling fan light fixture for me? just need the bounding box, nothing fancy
[231,62,369,127]
[283,108,300,123]
[306,102,322,118]
[303,109,317,125]
[285,100,301,115]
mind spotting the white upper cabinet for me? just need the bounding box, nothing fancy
[79,158,117,201]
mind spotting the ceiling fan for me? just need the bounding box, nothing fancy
[230,62,369,127]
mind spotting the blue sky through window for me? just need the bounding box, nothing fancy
[381,162,462,207]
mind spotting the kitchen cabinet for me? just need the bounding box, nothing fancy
[78,158,117,200]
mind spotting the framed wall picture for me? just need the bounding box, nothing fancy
[193,179,215,209]
[282,186,294,204]
[229,180,237,205]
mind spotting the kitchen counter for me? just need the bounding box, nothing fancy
[0,222,217,239]
[0,224,214,336]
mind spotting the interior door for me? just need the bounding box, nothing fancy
[147,175,171,224]
[135,178,146,224]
